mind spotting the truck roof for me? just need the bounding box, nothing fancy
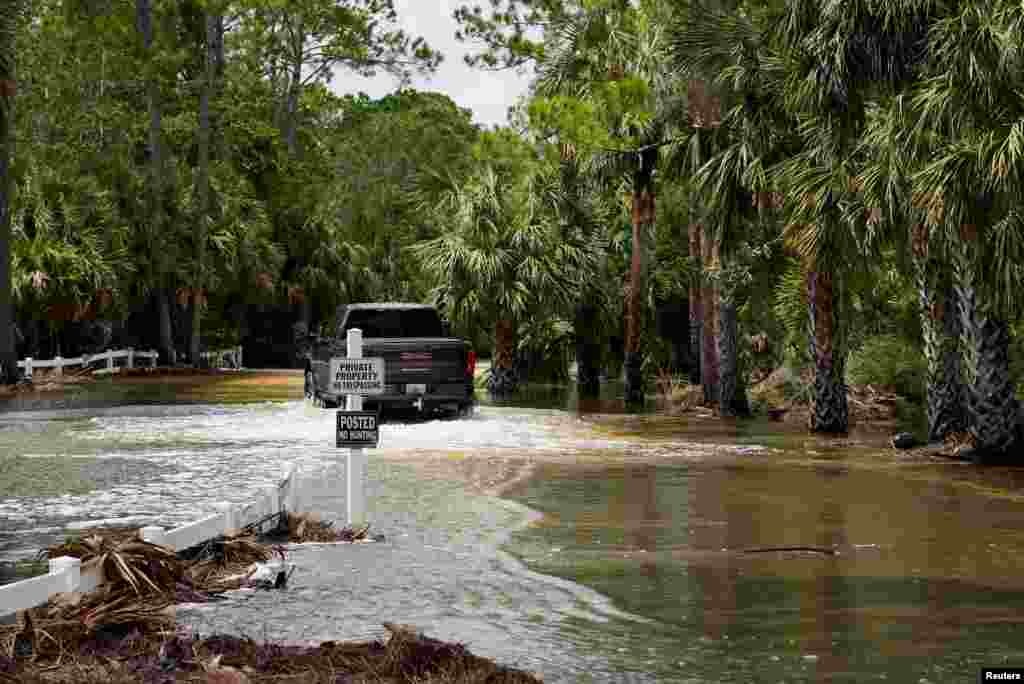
[344,303,435,310]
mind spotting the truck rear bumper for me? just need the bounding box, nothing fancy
[324,392,473,413]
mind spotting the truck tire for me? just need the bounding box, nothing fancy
[305,370,318,406]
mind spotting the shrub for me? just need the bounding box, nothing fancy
[847,334,926,401]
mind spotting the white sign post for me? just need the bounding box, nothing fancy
[345,328,366,527]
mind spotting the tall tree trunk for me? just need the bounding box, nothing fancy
[283,18,303,157]
[157,287,174,365]
[190,12,219,365]
[575,300,601,398]
[953,227,1020,460]
[488,317,517,395]
[911,224,966,442]
[624,150,657,409]
[688,222,702,387]
[0,17,16,384]
[700,225,719,404]
[806,267,848,433]
[137,0,172,363]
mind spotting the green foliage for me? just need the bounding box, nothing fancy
[847,334,926,401]
[413,147,582,331]
[516,316,573,382]
[772,258,808,367]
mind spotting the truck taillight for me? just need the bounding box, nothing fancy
[466,350,476,378]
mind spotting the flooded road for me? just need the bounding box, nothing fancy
[2,373,1024,681]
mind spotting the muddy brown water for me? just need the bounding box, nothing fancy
[2,372,1023,682]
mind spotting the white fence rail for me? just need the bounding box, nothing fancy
[18,348,159,378]
[0,463,301,618]
[200,345,243,370]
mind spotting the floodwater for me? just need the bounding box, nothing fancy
[2,373,1024,682]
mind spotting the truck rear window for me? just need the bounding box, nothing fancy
[343,309,445,338]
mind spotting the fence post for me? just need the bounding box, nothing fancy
[280,463,298,513]
[127,348,134,370]
[140,526,167,546]
[238,345,243,369]
[55,356,63,378]
[106,351,114,372]
[150,350,157,368]
[49,556,81,593]
[265,485,280,516]
[217,502,236,535]
[346,328,366,527]
[24,357,32,378]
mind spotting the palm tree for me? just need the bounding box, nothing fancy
[532,0,684,408]
[557,141,603,397]
[766,0,938,433]
[856,102,967,443]
[668,0,791,415]
[412,156,588,395]
[807,0,1021,455]
[904,3,1024,459]
[0,0,23,382]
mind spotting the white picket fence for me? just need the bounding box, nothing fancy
[0,463,302,618]
[200,345,243,370]
[17,345,245,378]
[18,348,159,378]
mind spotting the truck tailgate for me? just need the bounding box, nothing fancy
[362,338,467,386]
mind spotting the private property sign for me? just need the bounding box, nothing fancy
[329,357,385,395]
[336,410,379,448]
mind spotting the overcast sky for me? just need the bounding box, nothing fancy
[327,0,534,128]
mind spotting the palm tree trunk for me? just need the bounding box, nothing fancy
[953,231,1020,460]
[624,193,644,407]
[911,225,966,442]
[700,225,719,404]
[806,267,848,433]
[0,22,16,384]
[625,151,657,409]
[488,317,517,395]
[688,222,702,386]
[717,288,749,417]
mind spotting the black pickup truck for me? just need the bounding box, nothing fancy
[303,303,476,417]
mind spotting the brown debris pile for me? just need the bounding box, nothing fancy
[274,512,371,544]
[2,526,544,682]
[845,384,902,425]
[1,621,545,683]
[35,532,223,630]
[181,535,282,592]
